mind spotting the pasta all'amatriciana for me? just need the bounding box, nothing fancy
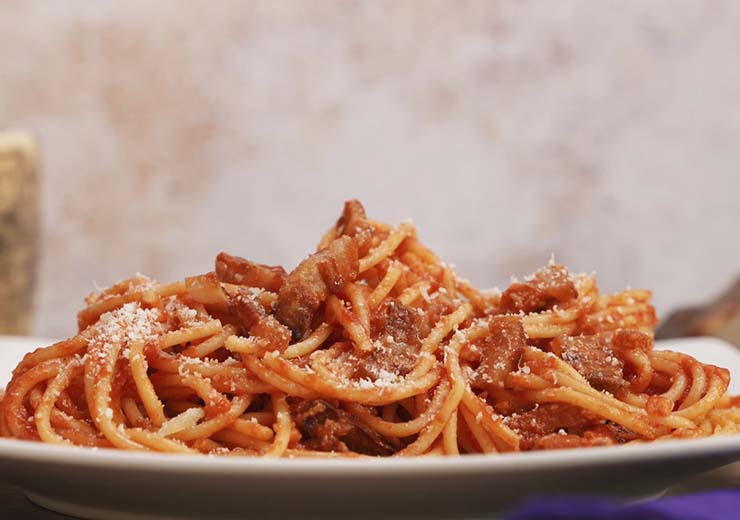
[2,200,738,457]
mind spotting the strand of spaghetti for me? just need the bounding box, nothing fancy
[84,338,145,450]
[27,386,96,436]
[547,363,696,430]
[224,335,266,355]
[53,388,87,420]
[368,261,404,309]
[519,277,596,338]
[242,355,316,398]
[27,380,104,446]
[218,286,278,311]
[4,357,71,439]
[344,283,371,332]
[263,394,291,458]
[172,396,250,442]
[460,406,497,453]
[159,320,222,350]
[282,323,332,359]
[230,417,275,441]
[12,336,87,377]
[212,429,269,451]
[35,363,84,445]
[344,380,451,437]
[359,221,414,273]
[128,340,166,427]
[148,350,269,389]
[661,370,690,402]
[442,413,459,455]
[403,237,441,264]
[455,279,499,314]
[240,411,275,426]
[680,363,708,410]
[151,372,231,415]
[400,252,435,280]
[78,292,155,329]
[461,387,520,451]
[209,370,275,395]
[522,318,577,339]
[605,289,653,305]
[326,295,373,352]
[126,428,197,454]
[674,371,728,420]
[263,352,441,406]
[423,442,446,456]
[396,324,468,456]
[623,349,653,393]
[181,324,235,358]
[441,266,456,297]
[155,280,187,297]
[192,439,228,455]
[158,407,206,437]
[524,386,661,438]
[397,281,431,306]
[366,219,392,232]
[455,411,481,454]
[622,358,687,407]
[407,303,473,379]
[145,349,274,394]
[121,396,148,427]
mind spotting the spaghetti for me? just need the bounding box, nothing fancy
[2,200,738,456]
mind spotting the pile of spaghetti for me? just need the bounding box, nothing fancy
[2,201,739,457]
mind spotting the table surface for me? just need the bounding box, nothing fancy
[2,465,739,519]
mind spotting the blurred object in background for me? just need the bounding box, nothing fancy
[0,132,39,335]
[657,278,740,348]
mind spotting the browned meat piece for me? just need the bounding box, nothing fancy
[532,420,639,449]
[551,333,626,394]
[336,199,372,240]
[501,264,578,314]
[532,432,613,450]
[224,285,266,331]
[293,399,395,455]
[415,298,458,340]
[473,316,527,390]
[223,286,290,351]
[595,421,640,443]
[354,300,421,381]
[215,252,286,292]
[185,272,226,305]
[276,236,359,339]
[249,316,291,353]
[611,329,653,353]
[371,299,421,350]
[505,403,594,449]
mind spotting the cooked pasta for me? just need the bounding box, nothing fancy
[2,200,738,456]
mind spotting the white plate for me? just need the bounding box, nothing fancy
[0,336,739,520]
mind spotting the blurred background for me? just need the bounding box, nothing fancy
[1,0,738,339]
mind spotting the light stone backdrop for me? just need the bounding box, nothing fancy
[1,1,738,338]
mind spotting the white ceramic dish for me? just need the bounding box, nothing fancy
[0,336,738,520]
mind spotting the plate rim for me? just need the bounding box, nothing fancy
[0,434,739,477]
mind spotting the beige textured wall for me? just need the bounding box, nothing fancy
[1,1,739,338]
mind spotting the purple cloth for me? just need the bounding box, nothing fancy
[504,489,740,520]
